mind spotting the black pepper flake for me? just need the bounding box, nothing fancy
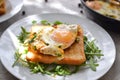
[78,3,82,8]
[80,10,83,14]
[22,11,25,15]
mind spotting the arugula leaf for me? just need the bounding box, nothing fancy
[17,27,30,43]
[40,20,51,25]
[71,65,80,74]
[27,63,71,76]
[54,65,70,75]
[32,20,37,25]
[12,50,22,67]
[88,58,99,71]
[28,62,43,73]
[28,33,37,43]
[84,36,103,71]
[53,21,63,25]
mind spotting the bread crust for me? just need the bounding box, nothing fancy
[0,0,6,15]
[26,25,86,65]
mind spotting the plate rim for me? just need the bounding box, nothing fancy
[0,0,23,23]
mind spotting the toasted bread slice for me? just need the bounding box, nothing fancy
[0,0,6,15]
[26,25,86,65]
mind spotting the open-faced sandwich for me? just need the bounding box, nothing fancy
[26,23,86,65]
[13,20,103,76]
[0,0,6,15]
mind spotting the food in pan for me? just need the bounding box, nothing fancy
[86,0,120,21]
[0,0,6,15]
[12,20,103,76]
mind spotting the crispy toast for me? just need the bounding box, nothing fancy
[26,25,86,65]
[0,0,6,15]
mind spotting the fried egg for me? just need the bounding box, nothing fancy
[30,24,78,58]
[41,24,78,49]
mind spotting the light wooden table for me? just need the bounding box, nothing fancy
[0,0,120,80]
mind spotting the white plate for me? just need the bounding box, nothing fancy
[0,0,23,22]
[0,13,116,80]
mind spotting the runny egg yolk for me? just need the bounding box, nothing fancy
[51,29,75,48]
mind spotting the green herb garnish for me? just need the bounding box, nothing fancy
[89,58,99,71]
[26,62,79,76]
[12,50,22,67]
[41,20,51,25]
[53,21,63,25]
[84,36,104,71]
[17,27,30,43]
[32,20,37,25]
[28,33,37,43]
